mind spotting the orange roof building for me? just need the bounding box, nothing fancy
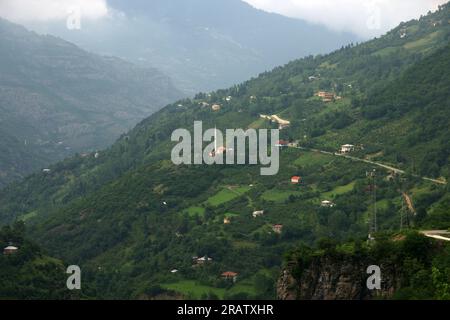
[221,271,238,282]
[291,176,301,184]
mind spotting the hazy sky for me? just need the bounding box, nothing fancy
[0,0,447,38]
[243,0,447,37]
[0,0,109,22]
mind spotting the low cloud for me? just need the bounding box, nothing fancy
[0,0,109,22]
[243,0,447,38]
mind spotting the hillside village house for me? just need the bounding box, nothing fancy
[272,224,283,234]
[276,140,289,147]
[340,144,355,154]
[224,217,231,225]
[3,246,18,255]
[211,104,221,111]
[291,176,301,184]
[221,271,238,282]
[315,91,335,102]
[253,210,264,218]
[321,200,336,208]
[193,255,213,265]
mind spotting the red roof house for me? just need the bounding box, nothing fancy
[221,271,239,282]
[291,176,301,184]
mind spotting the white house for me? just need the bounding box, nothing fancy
[321,200,336,208]
[253,210,264,218]
[340,144,355,154]
[3,246,18,255]
[195,256,213,265]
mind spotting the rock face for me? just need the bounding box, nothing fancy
[277,256,399,300]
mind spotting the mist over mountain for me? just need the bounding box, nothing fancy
[0,18,182,187]
[26,0,358,94]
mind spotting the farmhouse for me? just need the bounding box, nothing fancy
[315,91,335,102]
[212,104,221,111]
[275,140,289,147]
[224,217,231,224]
[272,224,283,234]
[340,144,355,154]
[253,210,264,218]
[193,255,213,265]
[221,271,238,282]
[321,200,336,208]
[3,246,18,255]
[291,176,301,184]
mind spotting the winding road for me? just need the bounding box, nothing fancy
[420,230,450,242]
[294,146,447,186]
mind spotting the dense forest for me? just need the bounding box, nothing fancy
[0,4,449,299]
[0,223,76,299]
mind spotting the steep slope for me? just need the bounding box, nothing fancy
[278,233,450,300]
[0,5,449,299]
[30,0,357,94]
[0,18,183,187]
[0,222,76,299]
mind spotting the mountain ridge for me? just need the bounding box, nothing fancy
[27,0,358,94]
[0,17,183,187]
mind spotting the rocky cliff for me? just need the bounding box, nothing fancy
[277,253,401,300]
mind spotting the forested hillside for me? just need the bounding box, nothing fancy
[0,4,449,299]
[0,18,183,187]
[0,222,75,299]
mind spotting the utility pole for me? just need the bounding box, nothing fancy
[400,198,404,231]
[367,169,377,240]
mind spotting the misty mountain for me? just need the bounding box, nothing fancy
[0,18,183,187]
[30,0,358,94]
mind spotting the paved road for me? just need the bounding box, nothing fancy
[420,230,450,242]
[294,146,447,185]
[260,114,291,125]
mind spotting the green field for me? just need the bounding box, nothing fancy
[322,181,356,198]
[206,186,251,206]
[161,280,256,299]
[372,46,401,57]
[404,30,441,50]
[20,211,38,222]
[295,152,334,167]
[184,206,205,217]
